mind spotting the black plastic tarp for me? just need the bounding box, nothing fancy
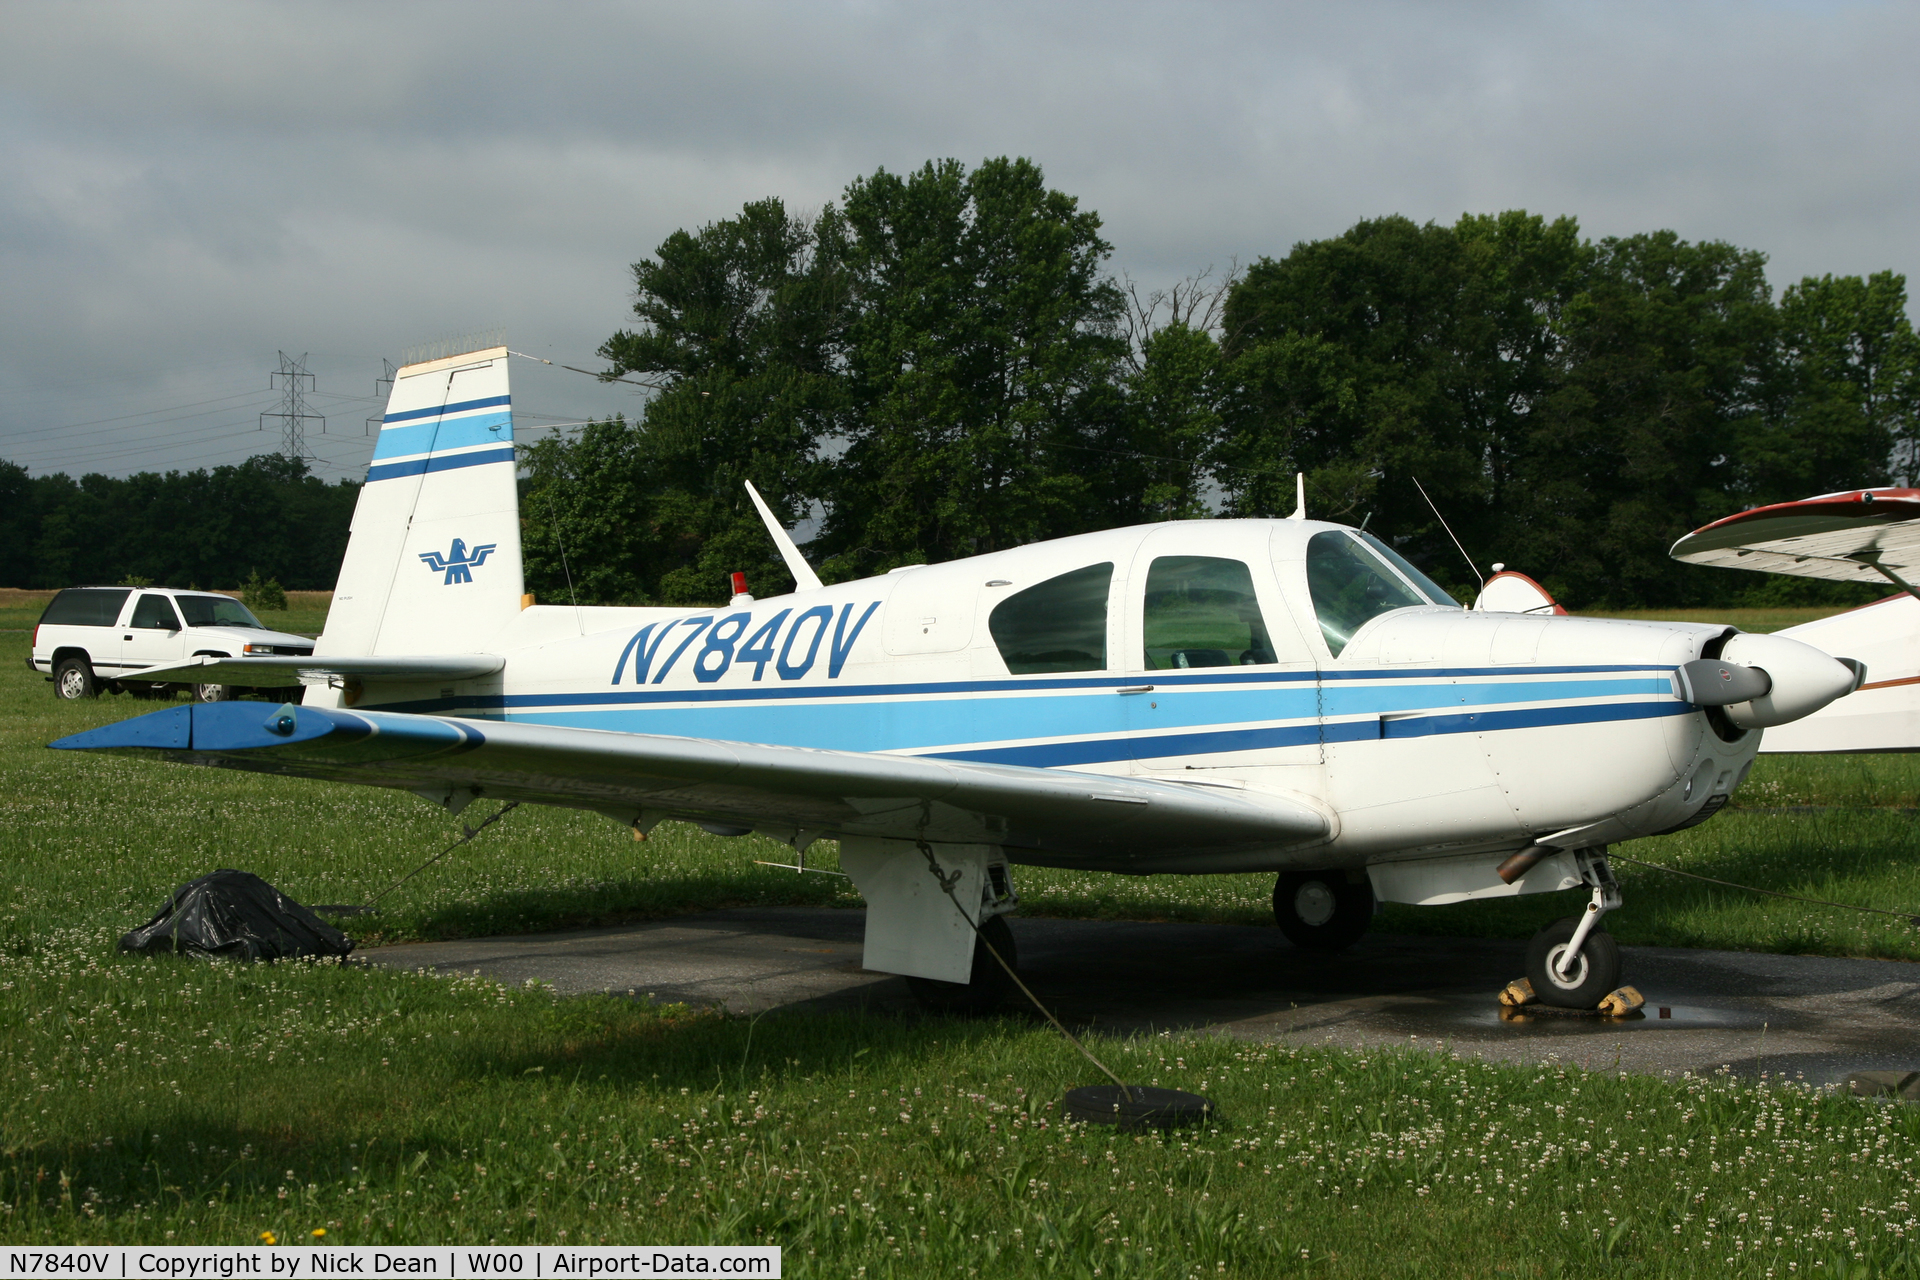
[119,869,354,961]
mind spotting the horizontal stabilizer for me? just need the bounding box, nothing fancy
[49,703,1329,866]
[124,654,504,687]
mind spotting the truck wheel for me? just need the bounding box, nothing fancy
[54,657,98,700]
[194,683,236,703]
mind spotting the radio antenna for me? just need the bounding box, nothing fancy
[1412,476,1483,589]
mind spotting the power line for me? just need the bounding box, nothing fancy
[1,388,279,442]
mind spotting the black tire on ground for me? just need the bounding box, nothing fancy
[1272,870,1374,951]
[1063,1085,1215,1131]
[1525,915,1622,1009]
[194,682,236,703]
[54,656,98,701]
[906,914,1019,1014]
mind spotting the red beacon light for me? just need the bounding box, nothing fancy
[730,572,753,604]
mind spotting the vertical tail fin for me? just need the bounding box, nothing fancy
[317,346,523,657]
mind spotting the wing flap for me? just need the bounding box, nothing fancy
[50,703,1329,863]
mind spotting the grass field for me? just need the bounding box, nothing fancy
[4,594,1920,1271]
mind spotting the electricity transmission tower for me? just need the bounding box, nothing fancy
[260,352,324,462]
[365,358,396,436]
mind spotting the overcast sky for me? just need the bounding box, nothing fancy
[3,0,1916,482]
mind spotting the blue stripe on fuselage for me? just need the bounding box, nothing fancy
[364,667,1680,761]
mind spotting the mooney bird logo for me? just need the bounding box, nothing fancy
[419,538,496,585]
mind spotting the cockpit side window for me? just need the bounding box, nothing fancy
[989,563,1112,674]
[1142,556,1276,670]
[1306,531,1428,657]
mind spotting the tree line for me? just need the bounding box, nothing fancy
[0,454,359,592]
[8,157,1915,610]
[524,157,1920,610]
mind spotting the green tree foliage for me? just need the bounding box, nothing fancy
[1217,212,1587,596]
[521,197,849,605]
[1513,231,1778,606]
[1741,271,1920,505]
[1218,216,1914,607]
[813,157,1127,575]
[506,162,1920,611]
[0,455,357,591]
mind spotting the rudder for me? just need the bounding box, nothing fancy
[317,345,523,658]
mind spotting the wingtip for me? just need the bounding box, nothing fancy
[49,705,193,752]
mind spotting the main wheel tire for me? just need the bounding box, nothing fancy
[906,914,1019,1014]
[1525,915,1622,1009]
[194,682,236,703]
[1272,870,1374,951]
[54,657,98,700]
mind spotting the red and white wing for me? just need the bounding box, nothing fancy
[1669,488,1920,584]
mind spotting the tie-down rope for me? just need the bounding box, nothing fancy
[918,841,1132,1099]
[1609,853,1920,928]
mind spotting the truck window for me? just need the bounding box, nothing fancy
[37,588,132,628]
[1306,530,1428,657]
[130,594,183,631]
[175,595,265,629]
[989,563,1112,674]
[1142,556,1277,669]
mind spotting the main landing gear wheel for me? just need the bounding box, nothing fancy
[54,657,98,700]
[1272,870,1374,952]
[907,914,1018,1015]
[1526,916,1622,1009]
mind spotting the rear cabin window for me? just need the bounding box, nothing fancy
[1306,531,1428,657]
[989,563,1112,674]
[175,595,265,629]
[37,588,131,628]
[130,594,182,630]
[1142,556,1277,670]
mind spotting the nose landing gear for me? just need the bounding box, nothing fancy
[1525,849,1624,1008]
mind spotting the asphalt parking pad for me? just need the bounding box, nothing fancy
[361,908,1920,1086]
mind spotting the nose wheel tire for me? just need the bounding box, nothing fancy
[1526,916,1622,1008]
[54,657,98,700]
[1272,871,1374,952]
[906,914,1019,1014]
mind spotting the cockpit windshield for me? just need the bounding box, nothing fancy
[175,594,267,630]
[1305,531,1430,657]
[1356,531,1460,607]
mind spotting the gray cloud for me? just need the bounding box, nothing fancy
[4,0,1916,479]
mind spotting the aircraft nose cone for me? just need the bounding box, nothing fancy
[1716,631,1861,729]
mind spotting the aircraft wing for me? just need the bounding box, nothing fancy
[124,654,505,686]
[1669,488,1920,584]
[49,703,1330,865]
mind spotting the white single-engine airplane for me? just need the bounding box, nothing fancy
[51,346,1866,1010]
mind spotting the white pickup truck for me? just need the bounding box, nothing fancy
[29,586,314,702]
